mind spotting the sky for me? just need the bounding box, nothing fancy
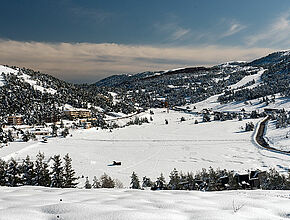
[0,0,289,83]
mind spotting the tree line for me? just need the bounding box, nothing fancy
[0,152,77,188]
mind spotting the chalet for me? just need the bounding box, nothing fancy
[64,108,91,119]
[7,115,23,125]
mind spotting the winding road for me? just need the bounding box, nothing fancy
[255,116,290,155]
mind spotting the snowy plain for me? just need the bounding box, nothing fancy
[265,120,290,152]
[1,64,290,219]
[0,186,289,220]
[1,109,290,187]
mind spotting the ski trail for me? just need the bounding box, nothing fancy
[1,142,41,161]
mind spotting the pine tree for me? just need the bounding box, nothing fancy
[0,159,7,186]
[155,173,166,190]
[92,176,101,188]
[51,124,58,137]
[130,172,140,189]
[63,154,77,188]
[207,167,218,191]
[21,155,34,185]
[168,168,181,190]
[22,131,30,142]
[142,176,153,188]
[50,155,64,188]
[7,130,14,142]
[100,173,115,188]
[34,152,50,186]
[6,158,21,187]
[84,177,92,189]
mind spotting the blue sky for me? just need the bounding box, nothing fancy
[0,0,289,82]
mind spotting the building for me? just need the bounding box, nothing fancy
[7,115,23,125]
[64,109,91,119]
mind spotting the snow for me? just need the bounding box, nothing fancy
[230,69,265,90]
[18,72,57,95]
[163,67,187,73]
[264,120,290,152]
[1,109,290,187]
[0,186,289,220]
[0,65,57,94]
[188,93,290,113]
[0,65,18,86]
[108,92,120,104]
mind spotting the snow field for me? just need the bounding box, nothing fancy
[0,186,289,220]
[1,109,290,187]
[264,120,290,152]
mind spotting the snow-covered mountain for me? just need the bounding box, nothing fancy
[0,65,136,125]
[94,50,290,109]
[1,50,289,126]
[0,50,290,220]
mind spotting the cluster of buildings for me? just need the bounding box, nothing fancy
[6,107,92,126]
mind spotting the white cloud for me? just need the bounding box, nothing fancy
[171,28,191,40]
[0,39,274,83]
[247,10,290,48]
[222,21,246,37]
[154,22,191,41]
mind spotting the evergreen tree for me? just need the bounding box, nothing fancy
[0,159,7,186]
[21,155,34,185]
[264,168,288,190]
[34,152,50,186]
[51,124,58,137]
[142,176,153,188]
[50,155,64,188]
[130,171,140,189]
[22,131,30,142]
[207,167,219,191]
[61,128,69,138]
[168,168,181,190]
[84,177,92,189]
[154,173,166,190]
[7,130,14,142]
[100,173,115,188]
[63,154,77,188]
[6,158,21,187]
[92,176,101,188]
[202,113,211,122]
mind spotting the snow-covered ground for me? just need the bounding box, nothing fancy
[230,69,265,90]
[0,65,18,86]
[1,109,290,187]
[0,186,289,220]
[265,120,290,152]
[0,65,56,94]
[188,93,290,113]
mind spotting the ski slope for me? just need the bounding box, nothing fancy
[0,186,289,220]
[1,109,290,186]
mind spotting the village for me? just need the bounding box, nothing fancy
[0,107,95,146]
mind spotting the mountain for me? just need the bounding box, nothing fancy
[94,50,290,108]
[0,65,136,125]
[0,50,289,126]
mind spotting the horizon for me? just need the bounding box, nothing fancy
[1,0,290,83]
